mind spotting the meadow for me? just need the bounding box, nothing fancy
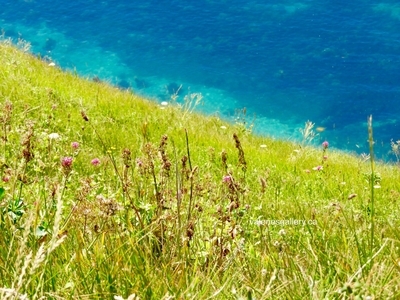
[1,39,400,299]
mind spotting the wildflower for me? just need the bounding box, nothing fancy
[91,158,100,166]
[48,62,56,67]
[312,165,323,171]
[322,141,329,149]
[22,121,34,162]
[61,157,73,168]
[223,175,231,183]
[61,157,73,175]
[220,126,227,130]
[305,169,310,173]
[122,148,132,167]
[136,158,143,168]
[113,293,138,300]
[260,144,267,148]
[279,228,286,236]
[323,155,328,160]
[160,101,168,106]
[48,132,60,140]
[2,176,10,182]
[71,142,80,149]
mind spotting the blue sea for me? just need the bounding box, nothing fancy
[2,0,400,160]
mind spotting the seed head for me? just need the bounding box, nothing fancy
[80,111,89,122]
[122,148,132,167]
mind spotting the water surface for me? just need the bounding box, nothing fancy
[2,0,400,159]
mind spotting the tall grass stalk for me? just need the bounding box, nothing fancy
[367,115,375,254]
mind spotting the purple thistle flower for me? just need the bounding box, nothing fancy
[61,156,73,168]
[223,175,232,183]
[322,141,329,149]
[71,142,80,149]
[91,158,101,166]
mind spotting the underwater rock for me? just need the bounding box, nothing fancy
[117,79,131,89]
[44,38,57,52]
[134,77,149,89]
[166,82,182,95]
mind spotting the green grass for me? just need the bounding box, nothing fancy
[1,39,400,299]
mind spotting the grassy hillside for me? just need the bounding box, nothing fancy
[1,39,400,299]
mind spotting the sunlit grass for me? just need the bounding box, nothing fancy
[1,39,400,299]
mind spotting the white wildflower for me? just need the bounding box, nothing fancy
[48,133,60,140]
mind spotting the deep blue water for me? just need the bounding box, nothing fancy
[2,0,400,160]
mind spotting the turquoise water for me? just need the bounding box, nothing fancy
[2,0,400,160]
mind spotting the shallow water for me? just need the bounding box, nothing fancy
[2,0,399,160]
